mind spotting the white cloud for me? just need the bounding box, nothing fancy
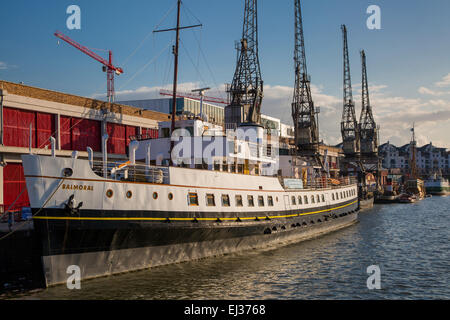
[100,81,450,148]
[435,73,450,88]
[0,62,8,70]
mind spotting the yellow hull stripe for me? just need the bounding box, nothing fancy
[33,200,358,222]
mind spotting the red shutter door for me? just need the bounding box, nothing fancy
[60,116,72,150]
[3,107,36,148]
[107,123,126,154]
[126,125,138,146]
[36,112,55,149]
[3,163,30,212]
[71,118,101,152]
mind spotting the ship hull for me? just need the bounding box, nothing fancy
[34,205,358,286]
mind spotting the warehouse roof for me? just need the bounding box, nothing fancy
[0,80,172,122]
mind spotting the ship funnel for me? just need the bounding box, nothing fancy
[129,140,139,165]
[50,136,56,157]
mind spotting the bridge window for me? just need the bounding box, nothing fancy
[248,195,255,207]
[268,196,274,206]
[206,194,215,207]
[235,195,243,207]
[222,194,231,207]
[188,193,199,206]
[258,196,265,207]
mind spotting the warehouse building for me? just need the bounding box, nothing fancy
[0,80,169,216]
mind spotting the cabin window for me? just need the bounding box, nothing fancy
[332,193,335,201]
[316,194,320,203]
[222,194,231,207]
[304,195,308,204]
[340,192,343,199]
[291,196,296,205]
[188,193,199,206]
[235,195,243,207]
[298,196,302,205]
[311,195,315,204]
[321,194,325,202]
[336,192,339,200]
[268,196,274,206]
[206,194,215,206]
[168,193,174,200]
[258,196,265,207]
[153,192,158,200]
[248,195,255,207]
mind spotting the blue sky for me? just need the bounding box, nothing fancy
[1,0,450,147]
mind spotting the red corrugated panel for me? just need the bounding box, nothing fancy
[107,123,126,154]
[60,116,101,152]
[60,116,72,150]
[126,125,138,145]
[36,112,55,149]
[71,118,101,152]
[3,163,30,211]
[142,128,158,139]
[3,107,36,148]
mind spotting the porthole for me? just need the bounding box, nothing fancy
[168,193,173,200]
[153,192,158,200]
[106,189,114,198]
[126,191,132,199]
[62,168,73,177]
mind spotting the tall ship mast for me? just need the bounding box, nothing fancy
[292,0,319,159]
[19,1,360,287]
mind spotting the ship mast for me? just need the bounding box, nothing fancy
[292,0,319,156]
[153,0,202,164]
[410,124,417,179]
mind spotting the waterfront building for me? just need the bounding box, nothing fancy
[0,80,167,216]
[379,141,450,176]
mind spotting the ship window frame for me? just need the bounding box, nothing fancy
[153,192,158,200]
[126,190,132,199]
[168,193,174,200]
[106,189,114,198]
[222,194,231,207]
[268,196,274,207]
[206,193,216,207]
[321,194,325,202]
[304,195,308,204]
[298,196,302,205]
[291,196,296,205]
[248,195,255,207]
[332,193,335,201]
[235,195,244,207]
[188,192,199,206]
[336,192,339,200]
[258,195,265,207]
[311,195,315,204]
[316,194,320,203]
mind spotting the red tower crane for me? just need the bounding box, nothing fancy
[54,31,123,103]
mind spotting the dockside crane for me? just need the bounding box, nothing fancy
[340,25,360,157]
[225,0,264,129]
[54,31,123,103]
[292,0,319,157]
[359,50,378,156]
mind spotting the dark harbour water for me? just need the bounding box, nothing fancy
[8,196,450,300]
